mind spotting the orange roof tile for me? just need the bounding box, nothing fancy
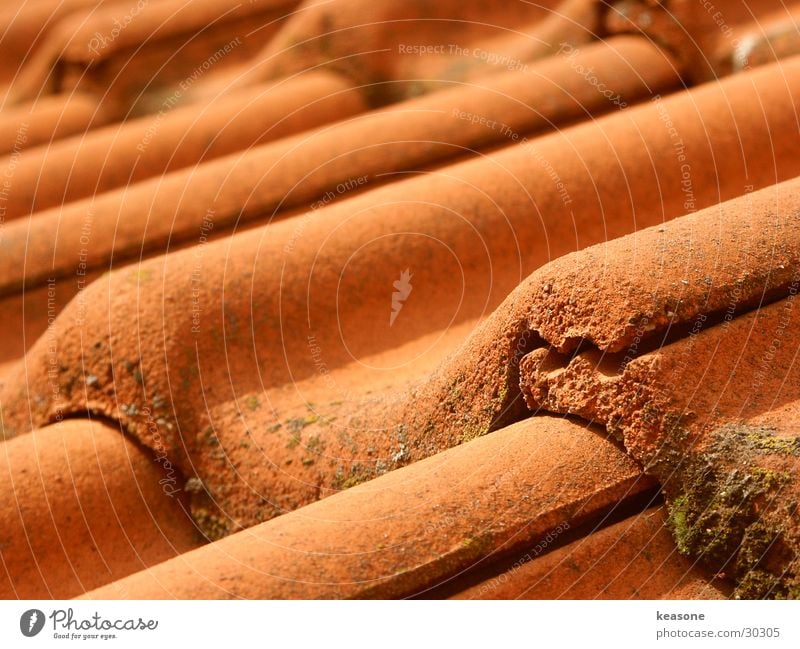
[0,419,198,599]
[0,0,799,601]
[451,507,729,599]
[80,416,654,599]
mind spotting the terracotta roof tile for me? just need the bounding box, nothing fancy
[0,0,799,600]
[6,0,296,108]
[0,0,130,91]
[222,0,599,101]
[0,35,681,297]
[451,507,729,600]
[0,72,365,220]
[80,416,654,599]
[0,419,198,599]
[605,0,795,81]
[0,93,103,154]
[465,176,800,596]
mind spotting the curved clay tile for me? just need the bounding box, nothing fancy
[7,0,297,109]
[0,93,103,155]
[2,0,799,602]
[388,0,602,101]
[0,0,128,90]
[451,507,729,599]
[79,416,653,599]
[0,35,681,293]
[725,4,800,72]
[604,0,793,81]
[0,418,199,599]
[0,72,365,219]
[516,208,800,595]
[391,177,800,596]
[523,295,800,598]
[61,0,296,63]
[1,55,799,542]
[222,0,570,99]
[0,264,104,374]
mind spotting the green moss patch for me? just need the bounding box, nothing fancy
[663,424,799,598]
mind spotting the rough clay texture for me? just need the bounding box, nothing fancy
[511,179,800,597]
[0,419,200,599]
[0,36,679,295]
[81,416,652,599]
[452,507,729,599]
[2,2,800,602]
[0,73,366,220]
[3,57,800,544]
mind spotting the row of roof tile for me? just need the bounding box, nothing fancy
[1,0,799,600]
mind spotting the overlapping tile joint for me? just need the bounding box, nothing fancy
[0,0,799,599]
